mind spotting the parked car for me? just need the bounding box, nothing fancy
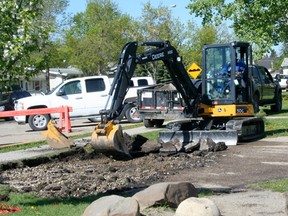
[274,74,288,91]
[0,87,31,121]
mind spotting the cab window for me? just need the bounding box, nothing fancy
[60,81,82,95]
[85,78,106,93]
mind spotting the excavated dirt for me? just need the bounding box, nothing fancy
[0,135,223,198]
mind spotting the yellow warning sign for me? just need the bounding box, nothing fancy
[187,63,202,79]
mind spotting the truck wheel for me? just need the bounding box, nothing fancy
[154,119,164,128]
[28,114,51,131]
[271,92,282,112]
[253,94,260,113]
[144,119,155,128]
[125,105,143,123]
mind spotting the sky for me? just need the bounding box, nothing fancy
[66,0,196,25]
[65,0,281,55]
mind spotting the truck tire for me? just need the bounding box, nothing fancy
[28,114,51,131]
[154,119,164,128]
[271,92,282,112]
[144,119,155,128]
[125,105,143,123]
[253,94,260,113]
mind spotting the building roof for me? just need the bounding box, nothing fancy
[49,67,83,76]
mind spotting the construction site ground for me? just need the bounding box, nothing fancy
[0,119,287,215]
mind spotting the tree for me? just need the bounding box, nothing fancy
[35,0,69,91]
[133,2,186,83]
[65,0,133,76]
[0,0,50,89]
[187,0,288,56]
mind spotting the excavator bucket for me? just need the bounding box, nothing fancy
[91,120,132,159]
[42,120,74,149]
[159,130,238,146]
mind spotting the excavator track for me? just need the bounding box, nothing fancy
[159,117,265,146]
[226,117,265,142]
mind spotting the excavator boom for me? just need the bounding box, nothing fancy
[91,41,200,158]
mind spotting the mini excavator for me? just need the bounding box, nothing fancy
[89,40,264,158]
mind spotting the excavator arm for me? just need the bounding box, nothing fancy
[104,41,198,122]
[136,41,199,115]
[91,41,200,159]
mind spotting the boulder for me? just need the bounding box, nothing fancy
[82,195,140,216]
[199,138,216,151]
[184,140,200,153]
[159,141,177,156]
[175,197,221,216]
[132,182,198,210]
[140,140,162,153]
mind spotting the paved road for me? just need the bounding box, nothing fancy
[0,119,95,146]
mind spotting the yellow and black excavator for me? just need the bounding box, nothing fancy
[88,40,264,158]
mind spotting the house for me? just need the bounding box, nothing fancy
[19,67,83,95]
[281,58,288,74]
[256,57,275,72]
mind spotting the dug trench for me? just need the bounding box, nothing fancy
[0,133,229,198]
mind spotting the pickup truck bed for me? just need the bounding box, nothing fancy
[138,83,186,127]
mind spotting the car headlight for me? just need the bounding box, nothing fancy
[0,106,5,112]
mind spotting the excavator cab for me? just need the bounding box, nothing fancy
[199,42,254,117]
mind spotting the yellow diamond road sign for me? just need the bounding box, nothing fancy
[187,63,202,79]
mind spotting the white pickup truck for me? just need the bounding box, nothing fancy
[14,75,154,131]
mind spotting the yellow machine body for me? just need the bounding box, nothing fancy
[199,103,255,117]
[91,120,131,159]
[42,120,74,149]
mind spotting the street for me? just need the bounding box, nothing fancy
[0,119,101,146]
[0,118,161,146]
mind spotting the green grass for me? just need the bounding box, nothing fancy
[138,130,163,140]
[0,141,47,154]
[249,178,288,192]
[0,192,103,216]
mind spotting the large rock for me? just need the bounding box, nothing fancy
[133,182,198,210]
[159,141,177,156]
[175,197,221,216]
[140,140,162,153]
[199,138,227,152]
[82,195,140,216]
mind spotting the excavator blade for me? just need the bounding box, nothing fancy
[159,130,238,146]
[42,120,74,149]
[91,120,132,159]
